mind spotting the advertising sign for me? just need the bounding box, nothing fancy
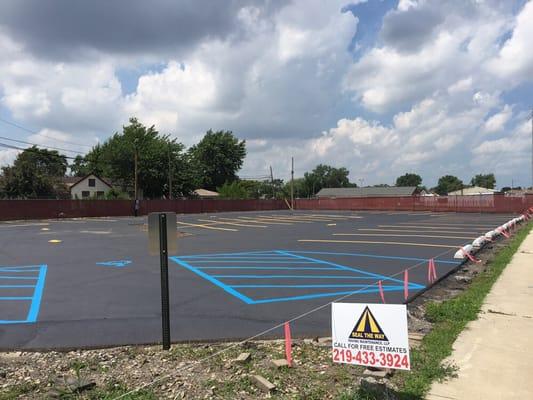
[332,303,410,370]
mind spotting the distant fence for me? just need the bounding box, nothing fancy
[295,194,533,214]
[0,195,531,221]
[0,199,286,221]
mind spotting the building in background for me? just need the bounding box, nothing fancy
[316,186,421,198]
[193,189,220,199]
[63,174,113,199]
[448,186,497,196]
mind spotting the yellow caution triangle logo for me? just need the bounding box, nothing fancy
[349,306,388,341]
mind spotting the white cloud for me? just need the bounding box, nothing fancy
[344,0,517,113]
[488,1,533,82]
[448,77,472,94]
[120,0,357,143]
[483,104,512,134]
[0,0,531,190]
[0,148,20,167]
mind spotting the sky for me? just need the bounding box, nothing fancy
[0,0,532,189]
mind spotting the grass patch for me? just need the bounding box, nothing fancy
[0,383,38,400]
[52,383,157,400]
[388,222,532,399]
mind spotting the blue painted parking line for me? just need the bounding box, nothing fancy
[250,287,406,304]
[0,264,47,324]
[179,250,282,258]
[171,250,426,304]
[199,267,339,270]
[290,250,457,264]
[96,260,132,268]
[231,284,406,289]
[212,275,390,279]
[0,276,38,280]
[276,250,407,285]
[171,257,254,304]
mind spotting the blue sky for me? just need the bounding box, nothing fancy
[0,0,532,189]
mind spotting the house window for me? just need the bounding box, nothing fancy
[88,178,96,187]
[96,191,105,199]
[82,191,90,198]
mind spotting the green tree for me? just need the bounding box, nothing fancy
[281,177,310,198]
[0,146,68,199]
[81,118,194,198]
[189,130,246,190]
[303,164,354,196]
[70,146,105,177]
[470,173,496,189]
[217,181,250,199]
[434,175,464,195]
[395,173,422,187]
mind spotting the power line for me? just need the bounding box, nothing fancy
[0,117,93,149]
[0,135,84,155]
[0,142,77,160]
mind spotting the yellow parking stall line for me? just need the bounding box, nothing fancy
[427,218,512,223]
[358,228,482,235]
[176,221,237,232]
[0,222,50,228]
[257,215,314,223]
[279,214,337,221]
[297,239,458,248]
[395,223,497,228]
[266,217,331,223]
[197,219,267,228]
[333,233,475,240]
[400,220,499,225]
[378,224,490,230]
[308,214,363,219]
[229,217,293,225]
[268,214,335,221]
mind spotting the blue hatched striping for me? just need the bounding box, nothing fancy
[170,250,427,304]
[0,264,47,324]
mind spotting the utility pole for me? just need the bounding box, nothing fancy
[168,143,172,200]
[270,165,275,199]
[134,141,138,200]
[291,157,294,210]
[531,108,532,190]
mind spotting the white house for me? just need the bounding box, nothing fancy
[64,174,113,199]
[448,186,497,196]
[193,189,219,199]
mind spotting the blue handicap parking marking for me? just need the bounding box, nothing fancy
[0,264,47,324]
[171,250,429,305]
[96,260,132,268]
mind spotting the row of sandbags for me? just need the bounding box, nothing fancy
[454,207,533,260]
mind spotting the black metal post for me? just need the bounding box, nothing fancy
[159,213,171,350]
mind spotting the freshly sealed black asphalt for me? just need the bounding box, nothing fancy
[0,210,516,350]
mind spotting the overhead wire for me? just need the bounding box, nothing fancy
[0,117,93,149]
[0,135,85,155]
[0,141,77,160]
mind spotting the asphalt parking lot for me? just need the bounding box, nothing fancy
[0,210,517,350]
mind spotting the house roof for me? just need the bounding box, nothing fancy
[448,186,497,195]
[64,174,113,189]
[62,176,80,186]
[316,186,418,198]
[194,189,219,197]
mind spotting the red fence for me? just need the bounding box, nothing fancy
[295,194,533,214]
[0,199,287,221]
[0,195,531,221]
